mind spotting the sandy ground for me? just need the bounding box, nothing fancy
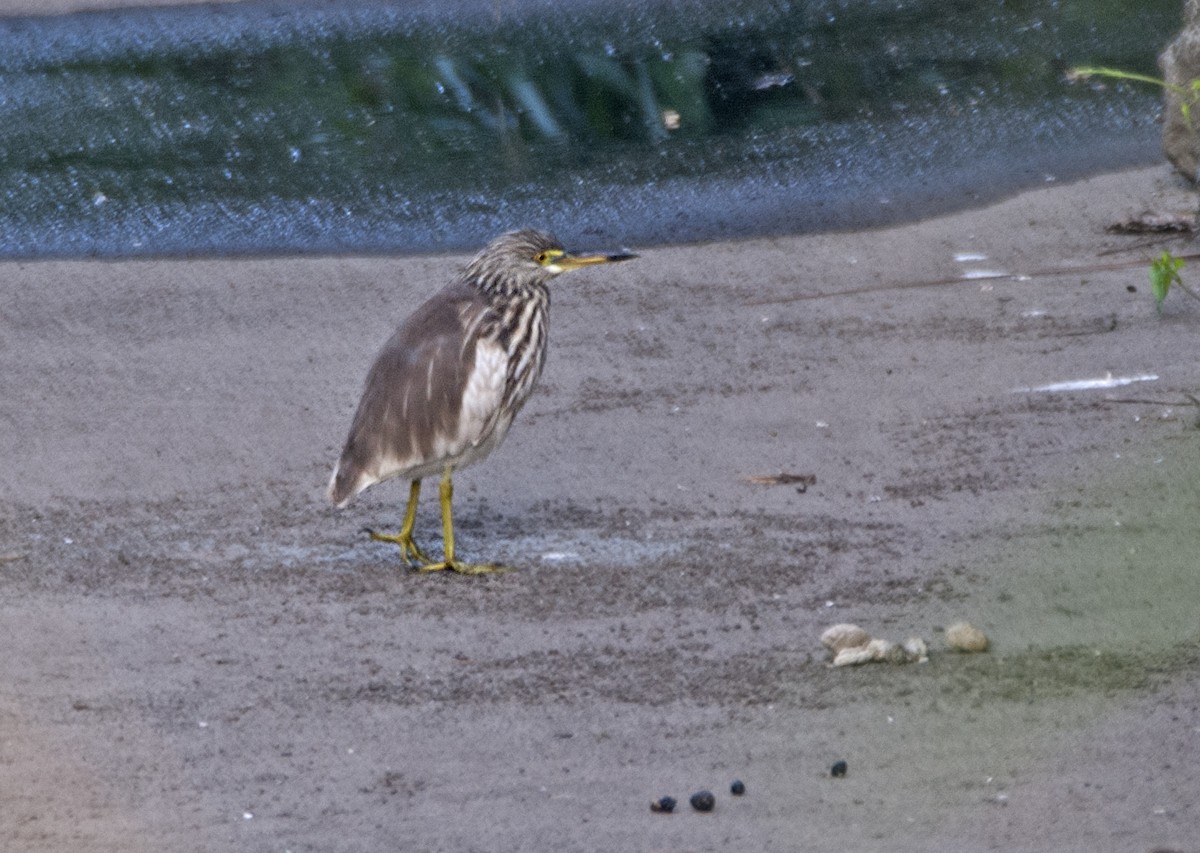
[2,164,1200,852]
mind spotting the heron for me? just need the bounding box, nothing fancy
[328,229,636,574]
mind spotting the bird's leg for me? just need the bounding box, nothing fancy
[417,469,509,575]
[362,480,431,566]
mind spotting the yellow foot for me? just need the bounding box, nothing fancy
[415,560,512,576]
[361,527,430,566]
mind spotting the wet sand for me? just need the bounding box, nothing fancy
[3,162,1199,851]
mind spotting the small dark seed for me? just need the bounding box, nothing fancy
[831,760,848,778]
[650,796,676,814]
[689,790,716,812]
[730,779,746,796]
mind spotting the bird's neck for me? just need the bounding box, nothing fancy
[474,278,550,371]
[467,271,550,307]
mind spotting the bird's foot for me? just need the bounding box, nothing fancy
[415,560,512,576]
[361,527,430,566]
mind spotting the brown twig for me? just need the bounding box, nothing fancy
[743,472,817,490]
[747,252,1200,305]
[1097,233,1190,256]
[1103,396,1200,407]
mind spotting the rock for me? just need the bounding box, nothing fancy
[865,637,903,663]
[831,644,878,667]
[901,636,929,663]
[650,795,677,814]
[830,760,848,778]
[945,621,989,653]
[820,623,871,653]
[831,635,929,666]
[689,790,716,812]
[1160,0,1200,180]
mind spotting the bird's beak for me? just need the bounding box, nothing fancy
[553,250,638,271]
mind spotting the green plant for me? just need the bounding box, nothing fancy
[1070,67,1200,311]
[1068,65,1200,127]
[1149,250,1200,311]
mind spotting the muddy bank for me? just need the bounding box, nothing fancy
[2,165,1198,850]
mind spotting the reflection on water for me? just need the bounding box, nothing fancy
[0,0,1180,257]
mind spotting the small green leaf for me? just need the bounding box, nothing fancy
[1149,251,1185,310]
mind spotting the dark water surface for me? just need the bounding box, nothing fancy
[0,0,1180,257]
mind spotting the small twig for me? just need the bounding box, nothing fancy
[1175,280,1200,303]
[1097,233,1190,257]
[749,252,1200,305]
[743,472,817,491]
[1103,396,1200,407]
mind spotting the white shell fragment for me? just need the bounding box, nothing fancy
[945,621,989,653]
[820,623,871,653]
[901,636,929,663]
[832,644,878,666]
[866,637,906,664]
[823,625,930,667]
[1014,373,1157,394]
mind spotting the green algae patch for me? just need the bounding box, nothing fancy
[932,641,1200,705]
[952,431,1200,695]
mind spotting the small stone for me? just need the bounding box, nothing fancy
[832,645,877,666]
[866,637,904,663]
[650,796,676,814]
[830,760,848,778]
[901,636,929,663]
[832,634,931,666]
[820,623,871,653]
[730,779,746,796]
[689,790,716,812]
[945,621,989,653]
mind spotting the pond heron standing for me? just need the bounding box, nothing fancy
[328,229,636,574]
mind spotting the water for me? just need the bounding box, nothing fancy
[0,0,1181,257]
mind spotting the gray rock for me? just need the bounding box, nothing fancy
[1160,0,1200,180]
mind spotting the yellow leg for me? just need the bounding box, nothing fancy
[362,480,431,566]
[416,469,509,575]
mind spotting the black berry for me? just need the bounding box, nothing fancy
[730,779,746,796]
[689,790,716,812]
[830,760,848,778]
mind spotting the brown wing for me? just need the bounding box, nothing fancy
[328,282,491,506]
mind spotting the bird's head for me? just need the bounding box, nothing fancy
[466,229,636,294]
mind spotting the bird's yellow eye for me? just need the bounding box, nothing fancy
[534,249,562,266]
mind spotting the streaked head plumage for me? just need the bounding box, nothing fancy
[463,229,636,296]
[464,229,563,294]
